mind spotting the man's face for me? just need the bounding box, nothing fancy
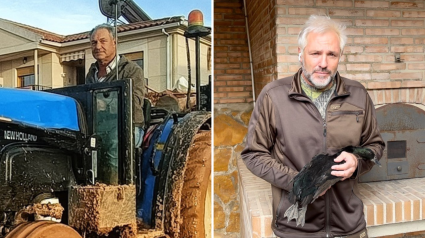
[299,31,341,89]
[90,28,116,65]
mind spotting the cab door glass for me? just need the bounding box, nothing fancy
[94,90,119,185]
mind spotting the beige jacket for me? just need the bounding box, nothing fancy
[241,69,385,238]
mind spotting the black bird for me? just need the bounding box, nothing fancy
[284,146,380,227]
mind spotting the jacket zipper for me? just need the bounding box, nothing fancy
[293,92,349,237]
[330,110,364,123]
[326,193,331,237]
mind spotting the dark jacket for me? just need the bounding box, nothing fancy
[241,69,385,238]
[86,55,146,126]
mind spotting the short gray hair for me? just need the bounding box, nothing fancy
[298,15,347,56]
[89,23,116,40]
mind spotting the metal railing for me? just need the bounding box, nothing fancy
[17,85,52,91]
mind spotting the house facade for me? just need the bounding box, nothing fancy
[0,17,211,92]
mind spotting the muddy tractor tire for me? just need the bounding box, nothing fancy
[157,111,211,238]
[179,130,212,238]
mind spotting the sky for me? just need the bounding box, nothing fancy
[0,0,212,35]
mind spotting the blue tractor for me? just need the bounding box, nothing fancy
[0,78,211,238]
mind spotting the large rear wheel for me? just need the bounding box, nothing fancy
[6,221,82,238]
[179,130,211,238]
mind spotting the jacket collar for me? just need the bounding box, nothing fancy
[289,68,350,97]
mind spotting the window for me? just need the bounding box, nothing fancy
[124,51,144,69]
[17,66,36,88]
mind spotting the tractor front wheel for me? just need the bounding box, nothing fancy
[5,221,82,238]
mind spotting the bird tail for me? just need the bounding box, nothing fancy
[284,202,298,223]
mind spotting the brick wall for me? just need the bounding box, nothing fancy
[245,0,277,97]
[214,0,253,104]
[270,0,425,94]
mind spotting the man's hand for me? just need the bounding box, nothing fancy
[331,152,358,181]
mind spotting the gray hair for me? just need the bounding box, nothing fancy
[298,15,347,56]
[89,23,116,40]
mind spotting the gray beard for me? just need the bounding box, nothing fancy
[301,64,335,90]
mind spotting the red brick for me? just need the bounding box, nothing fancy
[276,36,298,44]
[391,46,424,53]
[346,64,371,71]
[219,86,245,92]
[408,63,425,70]
[345,28,364,36]
[216,75,244,81]
[287,46,298,54]
[401,80,425,88]
[316,0,353,7]
[355,19,389,26]
[334,19,354,26]
[277,55,298,63]
[216,27,246,33]
[340,73,372,81]
[226,69,251,74]
[229,58,250,63]
[391,2,424,8]
[276,0,314,6]
[288,27,301,35]
[385,54,424,62]
[371,73,390,81]
[230,92,252,97]
[403,11,425,18]
[218,98,247,104]
[328,9,364,17]
[215,81,227,86]
[214,58,229,63]
[214,2,242,8]
[372,63,406,71]
[224,14,245,20]
[347,55,383,63]
[289,64,301,72]
[276,17,307,25]
[288,8,327,15]
[366,10,401,17]
[355,0,389,8]
[391,20,424,27]
[385,89,393,104]
[391,72,423,80]
[367,81,401,89]
[365,46,389,53]
[344,46,363,54]
[354,37,388,44]
[215,63,243,69]
[402,29,425,35]
[214,8,234,14]
[390,38,414,45]
[220,39,248,45]
[417,88,424,104]
[415,38,425,44]
[365,28,400,36]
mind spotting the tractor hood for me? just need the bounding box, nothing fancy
[0,88,84,152]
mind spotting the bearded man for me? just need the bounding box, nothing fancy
[241,15,385,238]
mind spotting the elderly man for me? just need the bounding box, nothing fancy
[86,24,146,184]
[241,15,385,238]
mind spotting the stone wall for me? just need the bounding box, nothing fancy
[213,103,253,237]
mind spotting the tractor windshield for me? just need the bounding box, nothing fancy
[0,88,80,131]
